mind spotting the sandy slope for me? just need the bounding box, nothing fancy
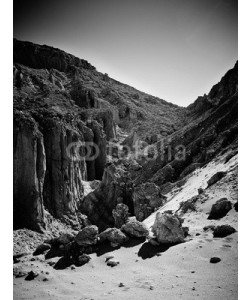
[14,152,238,300]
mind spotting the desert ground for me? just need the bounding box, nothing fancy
[13,151,238,300]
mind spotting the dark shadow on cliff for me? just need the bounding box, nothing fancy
[138,242,178,259]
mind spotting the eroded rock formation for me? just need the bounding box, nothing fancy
[13,39,238,235]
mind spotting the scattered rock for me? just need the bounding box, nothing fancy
[198,188,204,195]
[152,212,185,244]
[105,255,114,262]
[106,260,120,267]
[121,220,149,238]
[207,171,226,187]
[99,228,128,247]
[43,277,49,281]
[33,243,51,255]
[25,271,39,281]
[210,257,221,263]
[213,225,236,238]
[208,198,232,219]
[75,225,99,246]
[76,254,91,266]
[118,282,125,287]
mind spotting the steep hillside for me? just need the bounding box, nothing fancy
[83,62,238,226]
[13,39,188,231]
[14,39,187,141]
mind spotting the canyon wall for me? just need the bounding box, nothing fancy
[13,39,238,231]
[13,111,109,231]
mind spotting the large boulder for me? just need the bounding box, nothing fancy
[98,228,128,247]
[121,220,149,238]
[208,198,232,220]
[207,171,226,187]
[213,225,236,238]
[112,203,129,228]
[74,225,99,246]
[152,212,185,244]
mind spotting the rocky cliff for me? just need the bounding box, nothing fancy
[82,61,238,225]
[13,39,238,232]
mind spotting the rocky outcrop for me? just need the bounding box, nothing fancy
[14,110,107,231]
[80,163,134,229]
[13,39,96,72]
[80,109,117,141]
[133,62,238,187]
[14,115,46,231]
[42,120,87,220]
[151,212,185,244]
[13,39,238,235]
[188,61,238,116]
